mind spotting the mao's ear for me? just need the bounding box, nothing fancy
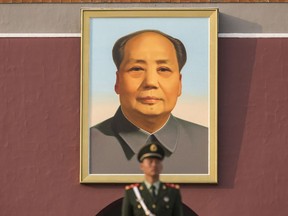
[114,71,120,94]
[178,74,182,97]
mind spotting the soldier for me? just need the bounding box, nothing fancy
[121,143,183,216]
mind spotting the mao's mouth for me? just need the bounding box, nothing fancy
[137,96,162,104]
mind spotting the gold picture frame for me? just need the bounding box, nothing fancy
[80,8,218,183]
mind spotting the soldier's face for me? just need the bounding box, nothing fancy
[140,157,163,177]
[115,32,182,121]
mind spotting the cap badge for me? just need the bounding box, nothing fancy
[164,196,170,202]
[150,144,157,152]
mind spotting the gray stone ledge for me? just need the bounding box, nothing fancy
[1,3,288,33]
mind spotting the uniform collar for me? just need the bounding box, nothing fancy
[144,181,160,193]
[112,107,179,155]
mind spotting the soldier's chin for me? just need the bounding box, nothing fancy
[151,171,160,175]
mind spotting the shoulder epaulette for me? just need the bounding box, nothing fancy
[125,183,140,190]
[165,183,180,189]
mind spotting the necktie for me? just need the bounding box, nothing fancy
[151,185,156,198]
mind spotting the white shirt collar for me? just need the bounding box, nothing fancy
[144,180,160,194]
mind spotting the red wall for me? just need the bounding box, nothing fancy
[0,37,288,215]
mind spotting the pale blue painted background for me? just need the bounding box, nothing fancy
[89,17,209,127]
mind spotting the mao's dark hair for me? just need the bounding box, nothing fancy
[112,30,187,71]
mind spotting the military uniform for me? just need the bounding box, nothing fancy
[121,182,183,216]
[122,144,183,216]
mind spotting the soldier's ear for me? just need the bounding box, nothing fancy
[140,162,144,171]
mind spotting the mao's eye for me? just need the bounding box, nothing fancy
[128,66,144,72]
[158,67,172,72]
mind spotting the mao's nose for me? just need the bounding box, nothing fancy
[142,69,159,89]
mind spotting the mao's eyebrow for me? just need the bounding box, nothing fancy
[126,59,171,64]
[126,59,146,64]
[156,60,170,65]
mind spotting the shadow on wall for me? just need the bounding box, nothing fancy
[216,37,257,188]
[198,12,260,189]
[219,13,263,33]
[96,197,198,216]
[180,13,259,191]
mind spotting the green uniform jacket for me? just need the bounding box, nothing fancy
[121,182,183,216]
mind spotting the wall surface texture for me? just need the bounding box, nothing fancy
[1,3,288,216]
